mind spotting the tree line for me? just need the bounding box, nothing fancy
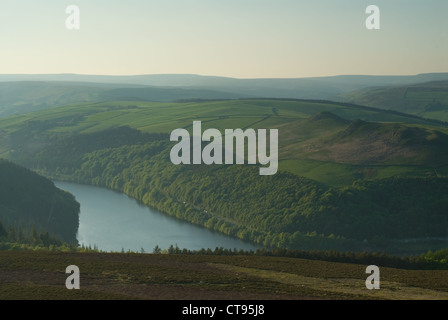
[151,244,448,270]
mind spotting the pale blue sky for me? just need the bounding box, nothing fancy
[0,0,447,78]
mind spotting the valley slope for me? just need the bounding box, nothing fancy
[0,159,79,244]
[1,99,447,253]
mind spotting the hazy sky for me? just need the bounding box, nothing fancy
[0,0,447,78]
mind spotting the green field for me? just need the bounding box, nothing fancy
[0,99,443,136]
[1,98,446,187]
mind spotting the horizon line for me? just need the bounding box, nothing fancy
[1,72,448,81]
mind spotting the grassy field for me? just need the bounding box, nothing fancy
[0,251,447,300]
[0,99,443,136]
[1,98,447,187]
[340,81,448,121]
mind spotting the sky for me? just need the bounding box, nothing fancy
[0,0,447,78]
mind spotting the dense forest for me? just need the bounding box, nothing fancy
[0,159,79,244]
[18,126,448,251]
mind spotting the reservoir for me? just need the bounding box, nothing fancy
[55,181,259,253]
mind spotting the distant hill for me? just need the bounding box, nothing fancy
[0,81,251,118]
[340,81,448,121]
[0,159,79,243]
[3,73,448,88]
[1,73,448,108]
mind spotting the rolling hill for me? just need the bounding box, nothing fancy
[0,81,251,118]
[1,98,447,252]
[280,111,448,165]
[2,73,448,115]
[1,98,447,185]
[340,81,448,121]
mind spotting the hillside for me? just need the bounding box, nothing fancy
[340,81,448,121]
[0,159,79,244]
[1,99,447,252]
[280,112,448,165]
[2,98,446,186]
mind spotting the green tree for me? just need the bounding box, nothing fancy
[153,245,162,254]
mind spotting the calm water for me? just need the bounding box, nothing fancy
[55,181,259,253]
